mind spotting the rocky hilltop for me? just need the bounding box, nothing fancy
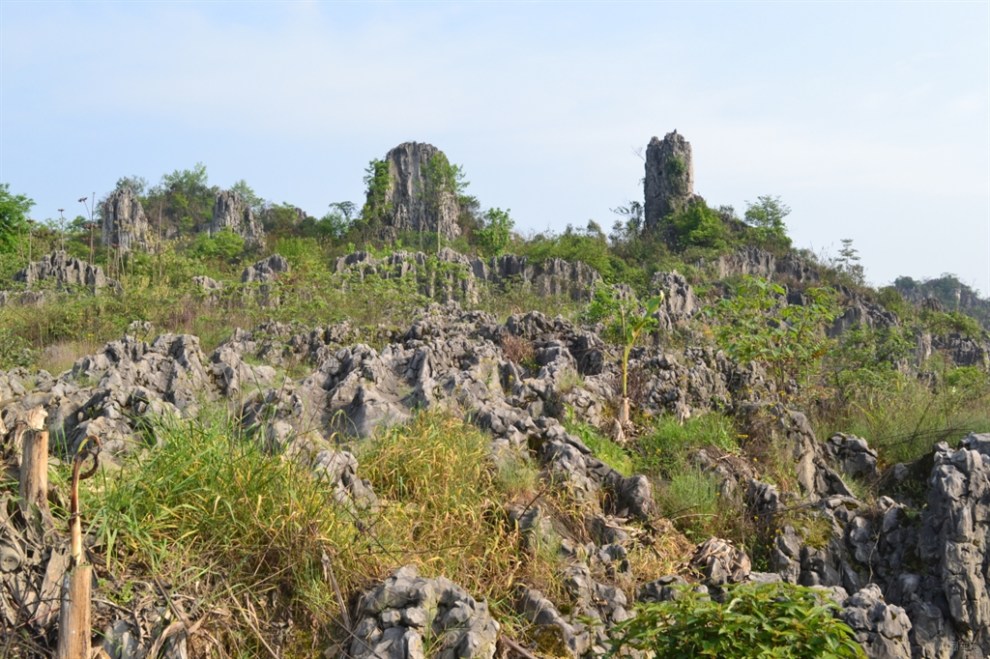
[2,296,987,658]
[1,131,989,658]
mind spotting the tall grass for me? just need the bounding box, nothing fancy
[79,407,562,655]
[821,366,990,465]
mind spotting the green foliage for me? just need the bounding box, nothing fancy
[0,326,35,369]
[475,207,514,257]
[657,466,723,541]
[114,175,148,197]
[565,415,634,476]
[710,277,839,392]
[229,179,264,212]
[609,582,866,658]
[518,222,616,281]
[361,158,392,227]
[585,284,663,401]
[744,195,792,251]
[634,413,739,477]
[261,202,304,241]
[834,238,865,286]
[148,162,217,234]
[922,309,983,340]
[667,200,727,251]
[188,228,245,261]
[825,364,990,465]
[0,183,34,254]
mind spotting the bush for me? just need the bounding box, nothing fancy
[667,200,727,251]
[608,582,866,658]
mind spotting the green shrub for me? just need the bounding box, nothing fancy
[667,200,727,251]
[608,582,866,658]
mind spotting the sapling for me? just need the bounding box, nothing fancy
[585,284,664,442]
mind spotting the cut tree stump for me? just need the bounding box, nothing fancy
[19,429,50,522]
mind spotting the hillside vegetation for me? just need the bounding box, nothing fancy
[1,139,989,658]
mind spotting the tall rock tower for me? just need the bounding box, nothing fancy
[643,131,695,236]
[209,190,265,246]
[371,142,462,241]
[102,186,153,253]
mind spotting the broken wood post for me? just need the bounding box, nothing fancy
[19,429,49,520]
[57,435,99,659]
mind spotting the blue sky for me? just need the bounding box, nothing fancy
[2,1,988,294]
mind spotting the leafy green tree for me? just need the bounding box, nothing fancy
[230,179,264,212]
[835,238,865,285]
[115,175,148,197]
[475,207,514,257]
[152,162,216,234]
[710,277,839,394]
[0,183,34,254]
[744,194,791,249]
[586,284,663,439]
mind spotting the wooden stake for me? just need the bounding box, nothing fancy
[19,429,49,520]
[57,563,92,659]
[56,435,99,659]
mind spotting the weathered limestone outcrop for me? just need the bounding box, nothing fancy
[101,186,153,252]
[13,251,113,292]
[209,189,265,245]
[374,142,462,240]
[241,253,290,306]
[335,248,601,303]
[349,566,499,659]
[644,131,696,236]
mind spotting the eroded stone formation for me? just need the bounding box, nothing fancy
[101,186,153,252]
[643,130,696,238]
[209,189,265,246]
[377,142,462,240]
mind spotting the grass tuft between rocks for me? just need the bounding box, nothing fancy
[78,407,575,655]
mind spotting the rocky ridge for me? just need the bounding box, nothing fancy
[2,296,987,657]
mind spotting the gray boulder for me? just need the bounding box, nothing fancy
[349,566,499,659]
[841,585,913,659]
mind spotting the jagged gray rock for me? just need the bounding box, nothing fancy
[349,566,499,659]
[375,142,462,241]
[102,186,153,252]
[209,189,265,246]
[14,251,113,291]
[241,253,290,306]
[841,585,913,659]
[826,434,880,481]
[335,249,600,303]
[644,131,695,236]
[651,270,697,330]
